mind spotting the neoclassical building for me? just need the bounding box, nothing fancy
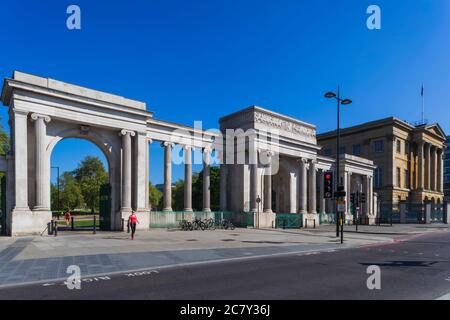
[318,117,446,205]
[219,106,376,227]
[0,71,377,235]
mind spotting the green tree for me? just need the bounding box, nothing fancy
[0,116,10,156]
[192,166,220,211]
[149,182,162,210]
[172,179,185,211]
[59,172,84,211]
[72,156,108,213]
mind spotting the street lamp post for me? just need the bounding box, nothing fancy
[51,166,60,219]
[324,87,352,238]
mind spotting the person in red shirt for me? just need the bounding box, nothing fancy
[64,209,71,227]
[128,211,139,240]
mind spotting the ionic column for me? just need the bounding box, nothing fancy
[318,170,326,214]
[425,143,431,190]
[183,146,192,212]
[438,148,444,192]
[134,132,148,211]
[432,146,438,191]
[120,130,135,212]
[308,161,317,214]
[203,148,211,212]
[12,110,30,211]
[417,141,424,190]
[299,159,308,214]
[364,175,371,216]
[344,172,352,214]
[162,141,173,212]
[220,164,227,211]
[264,158,273,213]
[31,113,51,210]
[250,147,259,213]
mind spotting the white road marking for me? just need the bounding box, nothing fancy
[436,292,450,300]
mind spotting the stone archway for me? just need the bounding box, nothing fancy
[48,132,117,230]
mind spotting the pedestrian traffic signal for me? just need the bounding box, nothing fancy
[324,171,333,198]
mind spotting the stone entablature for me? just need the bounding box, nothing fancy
[220,106,317,145]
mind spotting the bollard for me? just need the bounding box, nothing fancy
[313,219,316,229]
[305,219,307,229]
[71,217,74,231]
[127,219,130,233]
[121,218,125,232]
[53,220,58,237]
[93,216,96,234]
[47,222,53,235]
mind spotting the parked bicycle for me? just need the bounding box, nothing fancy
[220,219,235,230]
[179,219,193,231]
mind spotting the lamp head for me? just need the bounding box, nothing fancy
[324,92,337,99]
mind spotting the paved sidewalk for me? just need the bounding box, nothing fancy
[0,224,447,288]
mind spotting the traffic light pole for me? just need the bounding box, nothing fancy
[336,86,341,237]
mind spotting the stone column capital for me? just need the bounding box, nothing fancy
[161,141,174,148]
[30,113,51,123]
[119,129,136,137]
[203,146,213,154]
[147,138,153,144]
[182,144,192,151]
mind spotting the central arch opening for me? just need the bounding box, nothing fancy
[50,138,110,231]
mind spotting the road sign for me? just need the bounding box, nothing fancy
[337,199,346,213]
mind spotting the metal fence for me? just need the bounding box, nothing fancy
[149,211,255,229]
[275,213,303,229]
[319,212,337,225]
[378,202,447,224]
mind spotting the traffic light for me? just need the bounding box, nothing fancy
[350,193,355,204]
[361,193,366,203]
[324,171,333,198]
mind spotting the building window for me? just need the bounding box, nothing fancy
[374,167,383,188]
[339,146,346,155]
[352,144,361,156]
[397,167,401,187]
[324,148,332,156]
[405,141,410,155]
[374,140,384,153]
[396,140,401,153]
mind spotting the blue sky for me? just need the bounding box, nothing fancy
[1,0,450,184]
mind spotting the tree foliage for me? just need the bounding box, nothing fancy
[72,156,108,213]
[149,182,163,210]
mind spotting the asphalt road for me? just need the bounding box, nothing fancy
[1,230,450,300]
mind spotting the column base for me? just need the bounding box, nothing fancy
[11,207,52,236]
[303,213,319,228]
[263,209,273,214]
[203,208,211,213]
[162,208,173,212]
[183,208,193,212]
[253,211,276,228]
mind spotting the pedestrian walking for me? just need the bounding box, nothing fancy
[128,211,139,240]
[64,209,71,227]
